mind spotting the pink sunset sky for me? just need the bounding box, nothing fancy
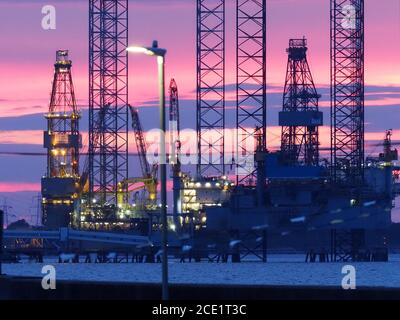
[0,0,399,222]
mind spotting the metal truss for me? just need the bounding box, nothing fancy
[89,0,129,205]
[331,0,365,185]
[236,0,266,185]
[196,0,225,178]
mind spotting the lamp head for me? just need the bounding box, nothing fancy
[126,40,166,57]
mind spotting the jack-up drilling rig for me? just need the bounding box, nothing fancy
[205,26,397,261]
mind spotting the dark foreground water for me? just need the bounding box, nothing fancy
[3,254,400,288]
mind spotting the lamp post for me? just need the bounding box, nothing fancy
[126,41,169,300]
[0,210,3,276]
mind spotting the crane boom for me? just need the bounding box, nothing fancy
[169,79,181,169]
[129,105,152,178]
[127,105,158,206]
[169,79,182,228]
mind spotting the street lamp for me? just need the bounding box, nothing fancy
[126,41,169,300]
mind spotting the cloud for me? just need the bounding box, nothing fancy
[0,182,40,193]
[0,83,398,135]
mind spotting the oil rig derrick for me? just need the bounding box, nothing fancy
[280,38,322,166]
[42,50,81,229]
[331,0,365,186]
[196,0,226,178]
[88,0,129,215]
